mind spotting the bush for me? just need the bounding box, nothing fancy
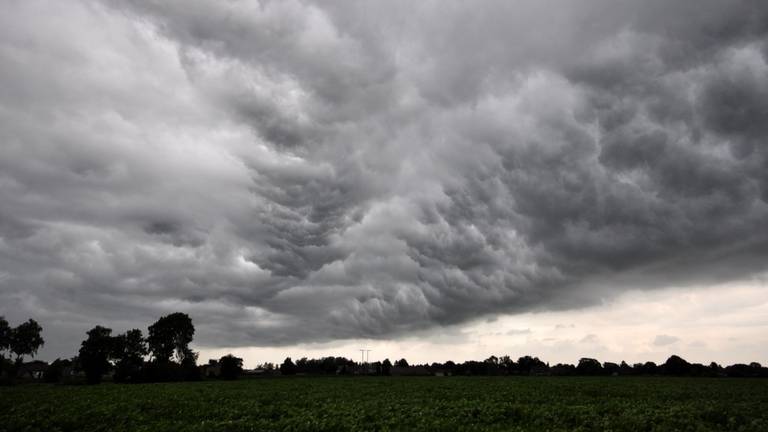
[219,355,244,380]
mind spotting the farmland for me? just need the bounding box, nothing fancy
[2,377,768,432]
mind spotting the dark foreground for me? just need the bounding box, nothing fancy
[2,377,768,431]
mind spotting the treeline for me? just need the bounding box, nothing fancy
[409,355,768,378]
[3,313,768,385]
[0,312,215,385]
[271,355,768,378]
[76,312,200,384]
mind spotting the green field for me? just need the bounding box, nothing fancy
[2,377,768,431]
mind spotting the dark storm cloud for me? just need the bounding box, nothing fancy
[1,0,767,356]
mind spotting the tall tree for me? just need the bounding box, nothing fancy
[112,329,148,383]
[9,319,44,362]
[0,316,10,358]
[0,317,11,378]
[112,329,148,362]
[147,313,195,363]
[381,358,393,376]
[79,326,114,384]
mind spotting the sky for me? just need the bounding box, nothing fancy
[1,0,767,367]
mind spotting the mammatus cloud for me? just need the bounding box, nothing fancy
[0,0,767,356]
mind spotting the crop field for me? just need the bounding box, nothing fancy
[2,377,768,432]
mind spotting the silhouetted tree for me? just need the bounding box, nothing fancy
[9,319,44,363]
[637,361,659,375]
[112,329,148,383]
[280,357,296,375]
[483,356,504,375]
[288,356,356,375]
[0,317,10,378]
[219,354,244,380]
[576,358,603,375]
[499,356,516,374]
[296,357,308,372]
[517,356,546,375]
[0,317,10,357]
[664,355,691,376]
[603,362,620,376]
[147,312,196,364]
[550,363,576,376]
[79,326,114,384]
[382,358,393,375]
[724,363,768,378]
[394,358,409,367]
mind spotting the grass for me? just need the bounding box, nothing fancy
[2,377,768,431]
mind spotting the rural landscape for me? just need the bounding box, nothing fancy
[3,0,768,430]
[2,313,768,431]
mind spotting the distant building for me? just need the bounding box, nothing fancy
[18,360,49,379]
[200,360,221,378]
[61,364,84,379]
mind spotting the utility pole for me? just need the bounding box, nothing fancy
[358,349,372,375]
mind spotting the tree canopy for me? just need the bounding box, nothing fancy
[0,316,11,356]
[78,326,114,384]
[147,312,195,364]
[280,357,296,375]
[219,354,244,380]
[112,329,148,383]
[9,319,44,362]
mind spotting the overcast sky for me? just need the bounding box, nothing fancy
[1,0,767,366]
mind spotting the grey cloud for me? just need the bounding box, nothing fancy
[689,340,707,349]
[653,335,680,346]
[1,0,767,358]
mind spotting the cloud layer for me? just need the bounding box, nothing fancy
[1,0,767,354]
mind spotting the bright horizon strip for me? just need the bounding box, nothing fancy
[197,277,768,368]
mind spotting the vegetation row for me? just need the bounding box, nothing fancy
[2,314,767,386]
